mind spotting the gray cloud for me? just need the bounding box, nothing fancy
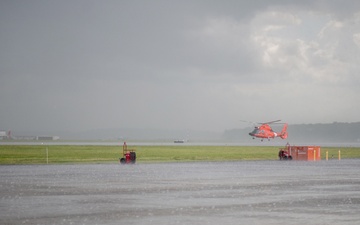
[1,0,360,135]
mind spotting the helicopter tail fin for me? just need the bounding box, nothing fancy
[280,123,288,139]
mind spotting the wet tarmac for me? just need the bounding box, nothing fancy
[1,160,359,225]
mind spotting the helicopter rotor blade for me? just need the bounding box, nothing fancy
[260,120,281,124]
[241,119,286,126]
[240,120,258,126]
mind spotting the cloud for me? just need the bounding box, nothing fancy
[248,9,360,85]
[1,1,360,135]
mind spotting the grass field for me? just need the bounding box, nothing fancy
[0,145,359,164]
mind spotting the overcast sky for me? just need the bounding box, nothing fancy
[1,0,360,134]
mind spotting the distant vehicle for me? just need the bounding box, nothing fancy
[278,148,292,160]
[174,140,185,143]
[242,120,288,141]
[119,142,136,164]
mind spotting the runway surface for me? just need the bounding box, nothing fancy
[1,160,360,225]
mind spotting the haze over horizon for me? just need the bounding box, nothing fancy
[1,1,360,134]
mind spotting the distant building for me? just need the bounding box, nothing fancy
[36,136,60,141]
[0,131,7,140]
[0,131,60,141]
[15,136,37,140]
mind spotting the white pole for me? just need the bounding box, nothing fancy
[46,147,48,164]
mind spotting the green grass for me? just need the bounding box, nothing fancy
[321,147,360,159]
[0,145,359,164]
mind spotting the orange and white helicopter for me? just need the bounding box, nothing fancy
[242,120,288,141]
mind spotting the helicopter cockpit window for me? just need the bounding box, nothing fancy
[251,128,261,134]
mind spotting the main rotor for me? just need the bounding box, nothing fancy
[240,119,283,125]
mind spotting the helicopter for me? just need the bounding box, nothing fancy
[242,120,288,141]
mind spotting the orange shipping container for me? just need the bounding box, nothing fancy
[287,146,321,161]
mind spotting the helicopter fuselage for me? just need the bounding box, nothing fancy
[248,123,287,140]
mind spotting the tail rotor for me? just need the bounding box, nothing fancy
[280,123,288,139]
